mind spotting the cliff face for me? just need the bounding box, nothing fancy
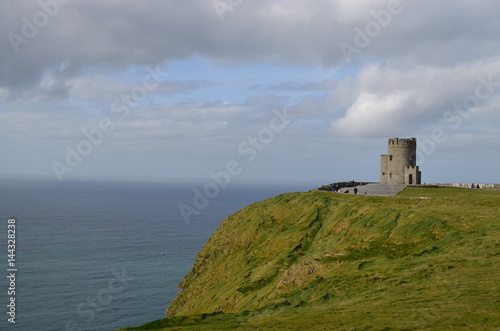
[165,188,499,329]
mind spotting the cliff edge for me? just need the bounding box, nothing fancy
[121,187,500,330]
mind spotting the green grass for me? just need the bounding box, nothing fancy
[118,187,500,330]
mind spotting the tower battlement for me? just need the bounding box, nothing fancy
[388,137,417,147]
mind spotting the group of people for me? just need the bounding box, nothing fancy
[470,183,481,189]
[333,182,365,195]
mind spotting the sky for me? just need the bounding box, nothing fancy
[1,0,499,186]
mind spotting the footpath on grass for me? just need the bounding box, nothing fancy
[320,181,500,197]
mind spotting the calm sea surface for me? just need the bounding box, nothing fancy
[0,179,310,331]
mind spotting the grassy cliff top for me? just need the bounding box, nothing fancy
[119,187,500,330]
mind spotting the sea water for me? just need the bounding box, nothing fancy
[0,179,309,331]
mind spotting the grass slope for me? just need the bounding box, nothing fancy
[119,187,500,330]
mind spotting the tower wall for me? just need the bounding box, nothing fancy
[380,155,389,183]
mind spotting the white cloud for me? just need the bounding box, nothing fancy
[332,91,410,137]
[329,58,500,138]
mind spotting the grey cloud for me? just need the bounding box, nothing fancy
[0,95,288,143]
[68,75,208,104]
[2,0,499,93]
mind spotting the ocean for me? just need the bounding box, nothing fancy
[0,179,310,331]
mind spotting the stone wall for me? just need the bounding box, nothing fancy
[423,183,500,190]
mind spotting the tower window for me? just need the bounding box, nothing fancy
[389,155,393,161]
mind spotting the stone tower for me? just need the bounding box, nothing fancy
[380,137,421,185]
